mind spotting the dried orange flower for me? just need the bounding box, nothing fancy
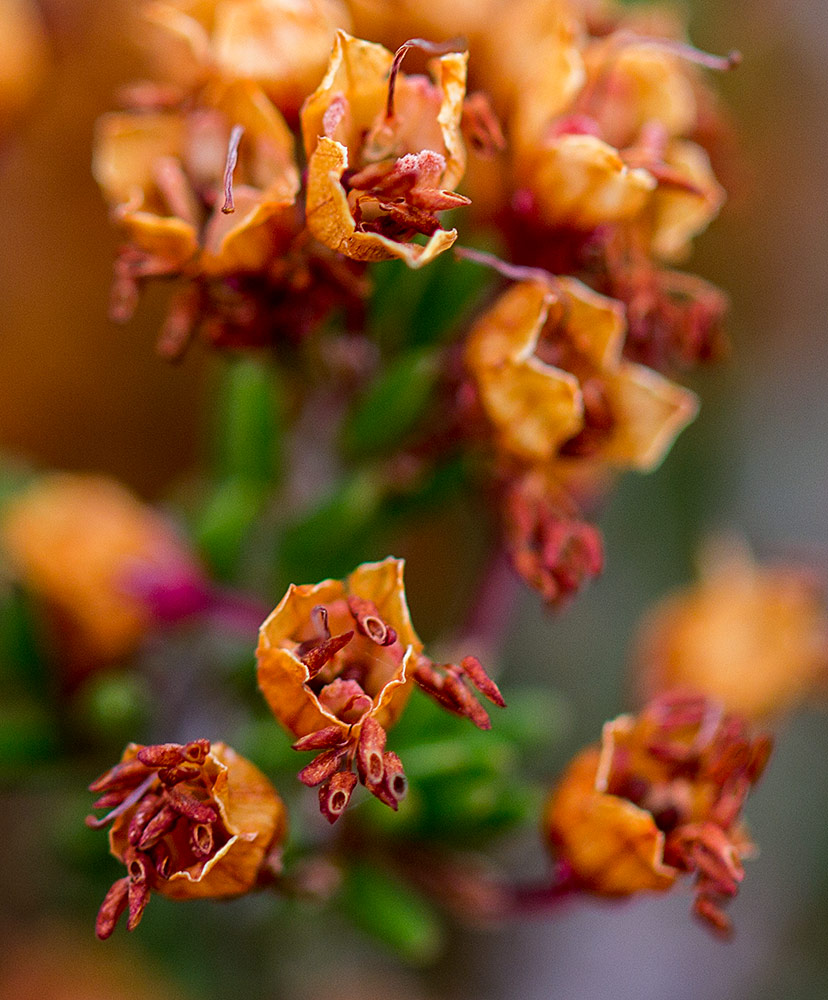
[94,77,299,286]
[1,474,208,671]
[465,277,698,473]
[544,690,772,936]
[139,0,351,119]
[94,76,365,354]
[88,740,287,938]
[257,557,503,821]
[633,541,828,721]
[301,31,469,267]
[506,7,733,246]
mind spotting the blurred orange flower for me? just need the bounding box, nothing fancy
[139,0,351,119]
[94,78,299,284]
[1,474,207,674]
[0,0,48,135]
[544,690,772,935]
[301,31,469,266]
[88,739,287,938]
[633,541,828,721]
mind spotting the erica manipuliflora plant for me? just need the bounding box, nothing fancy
[3,0,817,981]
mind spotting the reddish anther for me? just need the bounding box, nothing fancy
[370,751,408,810]
[127,877,151,931]
[137,743,187,768]
[152,841,172,879]
[693,894,733,938]
[443,670,492,729]
[158,762,202,786]
[92,791,128,811]
[357,717,387,787]
[127,792,162,846]
[166,788,219,825]
[319,771,358,824]
[95,877,130,940]
[348,596,398,646]
[190,822,215,859]
[182,739,211,765]
[292,726,347,753]
[89,757,149,794]
[298,746,349,787]
[460,656,506,707]
[301,631,354,678]
[137,803,179,850]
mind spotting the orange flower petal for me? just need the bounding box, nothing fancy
[545,746,677,896]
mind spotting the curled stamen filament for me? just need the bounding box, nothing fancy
[221,125,245,215]
[386,37,467,119]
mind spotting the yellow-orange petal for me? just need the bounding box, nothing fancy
[650,140,725,262]
[465,280,584,462]
[528,134,656,229]
[301,31,392,161]
[93,112,187,208]
[598,362,699,471]
[583,41,697,147]
[544,745,677,896]
[140,1,213,93]
[555,276,626,369]
[212,0,351,117]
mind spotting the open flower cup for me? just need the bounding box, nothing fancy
[89,740,286,939]
[465,277,699,473]
[257,557,504,822]
[301,31,469,266]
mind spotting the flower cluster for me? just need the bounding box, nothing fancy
[70,0,787,956]
[92,0,734,604]
[94,4,470,355]
[544,690,771,936]
[633,541,828,721]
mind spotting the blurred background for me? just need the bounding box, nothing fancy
[1,0,826,997]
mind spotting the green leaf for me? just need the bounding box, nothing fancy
[213,358,283,486]
[339,862,444,965]
[342,348,439,457]
[195,476,268,579]
[0,699,58,777]
[279,470,385,581]
[0,586,50,698]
